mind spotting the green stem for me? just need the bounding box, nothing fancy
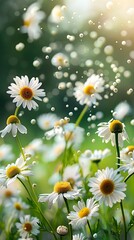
[115,133,120,169]
[87,220,93,238]
[14,107,20,116]
[75,105,89,127]
[120,201,127,240]
[18,177,58,240]
[115,133,127,240]
[15,135,26,160]
[63,197,72,240]
[124,172,134,182]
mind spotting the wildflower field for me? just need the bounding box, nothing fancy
[0,0,134,240]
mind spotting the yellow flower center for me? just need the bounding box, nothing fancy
[23,18,32,27]
[78,207,90,218]
[20,87,33,100]
[4,190,12,198]
[6,166,20,178]
[23,222,32,232]
[57,56,64,65]
[43,121,50,128]
[54,181,72,193]
[100,179,114,195]
[126,146,134,154]
[109,120,123,133]
[6,115,20,125]
[14,202,22,211]
[83,85,95,95]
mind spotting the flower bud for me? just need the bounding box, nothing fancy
[56,225,68,236]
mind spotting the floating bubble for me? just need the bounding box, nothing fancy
[130,119,134,126]
[127,88,133,95]
[31,119,36,124]
[15,42,25,51]
[33,59,42,67]
[104,45,113,55]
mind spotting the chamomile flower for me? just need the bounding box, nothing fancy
[89,148,111,164]
[97,119,128,147]
[24,138,44,156]
[63,164,82,189]
[51,53,69,67]
[37,113,59,130]
[16,215,40,238]
[48,5,65,23]
[0,144,14,161]
[38,181,81,208]
[73,74,105,106]
[44,140,65,162]
[120,151,134,175]
[0,115,27,138]
[21,2,45,42]
[67,198,99,229]
[114,101,131,120]
[7,75,45,110]
[0,156,32,186]
[89,167,126,208]
[73,233,85,240]
[120,145,134,160]
[7,198,29,217]
[79,150,92,177]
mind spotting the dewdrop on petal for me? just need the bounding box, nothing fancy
[56,225,68,236]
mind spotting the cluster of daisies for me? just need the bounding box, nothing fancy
[0,71,134,240]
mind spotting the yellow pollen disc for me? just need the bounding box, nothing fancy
[126,146,134,154]
[6,115,20,125]
[100,179,114,195]
[4,190,12,198]
[54,181,72,193]
[14,202,22,211]
[20,87,33,100]
[83,85,95,95]
[23,19,32,27]
[6,166,20,178]
[78,207,90,218]
[44,121,50,128]
[23,222,32,232]
[109,120,123,133]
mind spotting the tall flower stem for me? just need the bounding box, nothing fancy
[115,133,127,240]
[115,133,120,169]
[124,172,134,182]
[87,220,93,239]
[14,107,20,116]
[18,177,58,240]
[75,104,89,127]
[16,135,25,160]
[63,197,72,240]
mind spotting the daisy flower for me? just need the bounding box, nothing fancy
[0,144,14,161]
[44,140,65,162]
[7,75,45,110]
[89,148,111,164]
[89,167,126,208]
[7,197,29,217]
[114,101,131,120]
[21,2,45,42]
[38,181,81,208]
[73,233,85,240]
[120,145,134,160]
[63,164,82,189]
[51,53,69,67]
[73,74,105,106]
[37,113,59,131]
[48,5,65,23]
[97,119,128,147]
[67,198,99,229]
[24,138,44,156]
[120,151,134,175]
[0,115,27,138]
[16,215,40,238]
[0,156,32,186]
[79,150,92,177]
[55,123,85,149]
